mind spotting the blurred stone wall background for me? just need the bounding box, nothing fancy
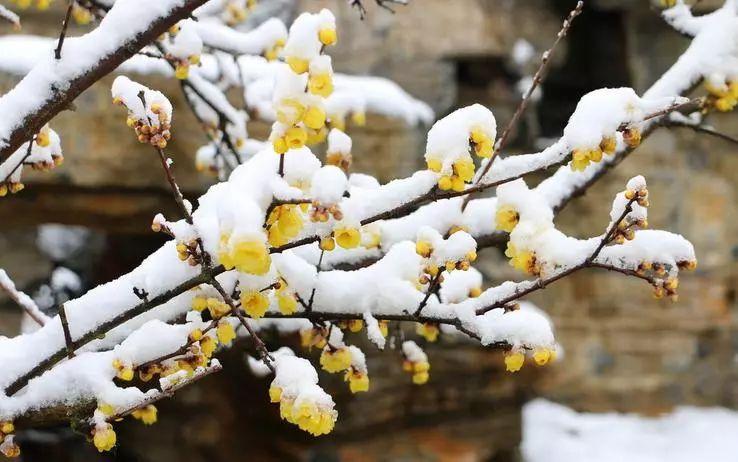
[1,0,737,461]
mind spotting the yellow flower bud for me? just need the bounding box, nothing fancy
[286,56,309,74]
[334,227,361,249]
[504,351,525,372]
[318,28,337,46]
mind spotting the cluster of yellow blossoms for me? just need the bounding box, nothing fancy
[0,180,23,197]
[113,98,172,149]
[218,233,272,275]
[176,240,201,266]
[705,80,738,113]
[272,99,329,153]
[269,388,337,436]
[426,126,493,192]
[427,156,475,193]
[415,238,478,287]
[267,203,305,247]
[1,125,63,198]
[0,421,19,458]
[402,358,430,385]
[309,201,343,223]
[238,280,299,318]
[504,348,556,373]
[271,25,337,155]
[570,134,619,172]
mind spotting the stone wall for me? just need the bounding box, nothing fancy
[1,0,737,460]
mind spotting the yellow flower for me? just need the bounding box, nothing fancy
[571,149,590,172]
[453,158,475,182]
[277,292,298,315]
[308,73,334,98]
[131,405,158,425]
[600,136,617,154]
[286,56,309,74]
[306,127,328,145]
[495,205,519,233]
[216,321,236,345]
[200,335,218,358]
[408,361,430,384]
[504,351,525,372]
[334,226,361,249]
[318,27,337,46]
[415,240,433,257]
[112,359,134,381]
[285,126,308,150]
[469,286,482,298]
[533,348,553,366]
[175,63,189,80]
[241,291,270,319]
[280,398,336,436]
[192,296,208,312]
[426,158,442,173]
[219,236,271,275]
[470,127,494,158]
[269,386,282,403]
[412,371,429,385]
[623,127,641,148]
[0,439,20,458]
[416,323,439,342]
[319,236,336,251]
[206,297,230,318]
[438,175,453,191]
[93,424,117,452]
[320,347,352,373]
[276,98,305,126]
[344,369,370,393]
[303,106,327,130]
[347,319,363,332]
[715,97,737,112]
[276,205,304,237]
[378,320,389,338]
[505,242,538,275]
[0,421,15,434]
[273,136,288,154]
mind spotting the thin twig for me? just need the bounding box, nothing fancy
[669,120,738,146]
[475,197,638,316]
[54,0,75,60]
[467,0,585,204]
[107,363,222,422]
[58,304,75,359]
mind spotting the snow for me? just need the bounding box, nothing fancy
[523,399,738,462]
[0,0,194,152]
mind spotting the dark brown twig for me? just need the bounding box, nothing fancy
[54,0,75,60]
[58,304,75,359]
[467,0,585,206]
